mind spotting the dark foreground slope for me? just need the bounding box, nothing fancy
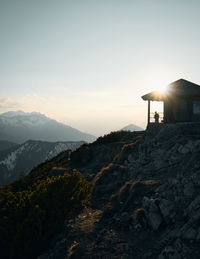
[0,170,93,259]
[39,124,200,259]
[2,125,200,258]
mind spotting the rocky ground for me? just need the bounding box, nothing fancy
[39,123,200,259]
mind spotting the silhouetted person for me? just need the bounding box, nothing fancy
[154,111,159,123]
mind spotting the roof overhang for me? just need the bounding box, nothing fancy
[141,79,200,101]
[141,91,167,101]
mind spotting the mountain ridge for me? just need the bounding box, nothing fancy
[0,139,85,186]
[0,140,17,152]
[0,110,96,143]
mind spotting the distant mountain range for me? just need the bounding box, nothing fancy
[0,139,84,185]
[121,123,143,131]
[0,111,96,143]
[0,140,17,151]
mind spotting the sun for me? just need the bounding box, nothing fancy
[142,67,174,94]
[152,80,170,94]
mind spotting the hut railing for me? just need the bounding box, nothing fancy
[150,112,164,123]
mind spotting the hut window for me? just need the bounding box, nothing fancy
[193,100,200,114]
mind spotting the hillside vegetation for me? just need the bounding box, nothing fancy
[0,130,138,259]
[0,170,93,259]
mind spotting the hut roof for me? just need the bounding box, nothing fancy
[142,79,200,101]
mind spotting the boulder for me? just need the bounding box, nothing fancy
[158,199,175,223]
[143,197,163,231]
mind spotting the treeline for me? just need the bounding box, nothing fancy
[0,170,93,259]
[95,130,142,144]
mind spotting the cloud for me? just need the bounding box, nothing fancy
[0,94,49,114]
[19,93,48,109]
[0,98,20,109]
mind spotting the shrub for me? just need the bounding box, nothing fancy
[95,131,131,144]
[0,170,93,259]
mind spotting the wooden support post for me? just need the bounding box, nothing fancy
[148,100,150,124]
[163,101,165,123]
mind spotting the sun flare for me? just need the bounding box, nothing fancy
[152,80,170,94]
[142,68,174,94]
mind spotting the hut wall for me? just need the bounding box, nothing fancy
[174,98,190,122]
[164,97,193,123]
[192,100,200,121]
[164,99,174,123]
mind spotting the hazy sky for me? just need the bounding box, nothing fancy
[1,0,200,136]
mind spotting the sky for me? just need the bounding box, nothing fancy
[0,0,200,136]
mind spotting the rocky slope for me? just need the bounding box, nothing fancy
[0,140,84,186]
[0,111,96,143]
[37,123,200,259]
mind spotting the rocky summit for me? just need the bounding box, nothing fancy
[36,123,200,259]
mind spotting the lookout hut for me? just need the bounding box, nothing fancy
[141,79,200,125]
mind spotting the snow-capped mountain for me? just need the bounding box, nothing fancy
[121,123,144,131]
[0,111,51,127]
[0,140,84,186]
[0,111,96,143]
